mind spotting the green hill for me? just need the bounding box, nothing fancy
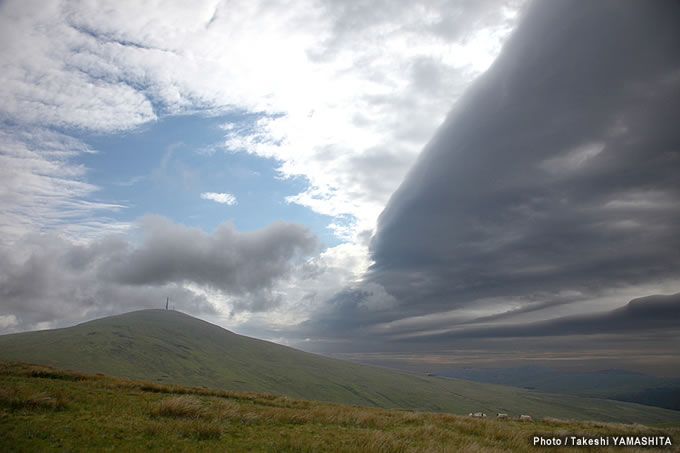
[2,361,678,452]
[0,309,678,424]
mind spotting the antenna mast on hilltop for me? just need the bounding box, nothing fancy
[166,297,169,310]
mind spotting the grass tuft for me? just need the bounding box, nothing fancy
[151,396,205,418]
[178,420,223,440]
[0,387,67,411]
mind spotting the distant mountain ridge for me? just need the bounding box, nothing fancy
[0,309,679,424]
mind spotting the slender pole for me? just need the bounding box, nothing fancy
[166,297,169,310]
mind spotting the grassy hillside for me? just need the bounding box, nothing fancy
[1,361,678,452]
[0,309,679,424]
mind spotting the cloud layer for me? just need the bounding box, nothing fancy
[397,293,680,341]
[0,217,317,332]
[290,0,680,359]
[0,0,522,244]
[368,0,680,316]
[0,0,524,336]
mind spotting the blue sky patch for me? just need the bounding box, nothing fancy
[77,113,340,248]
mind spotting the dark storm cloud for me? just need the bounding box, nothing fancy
[399,293,680,341]
[109,216,318,295]
[288,0,680,356]
[0,232,214,330]
[0,216,318,332]
[366,0,680,318]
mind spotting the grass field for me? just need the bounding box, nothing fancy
[1,361,678,452]
[1,309,679,425]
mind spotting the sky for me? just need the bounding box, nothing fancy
[1,0,679,375]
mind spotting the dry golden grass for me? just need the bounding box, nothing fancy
[150,395,205,418]
[176,419,223,440]
[0,385,67,411]
[2,360,679,452]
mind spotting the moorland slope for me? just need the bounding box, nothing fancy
[0,309,678,424]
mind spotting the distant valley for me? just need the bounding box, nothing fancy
[435,366,680,412]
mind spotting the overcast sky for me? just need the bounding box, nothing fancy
[1,0,679,375]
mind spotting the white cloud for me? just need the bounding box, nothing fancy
[0,0,525,330]
[0,0,155,131]
[0,315,18,331]
[0,0,522,238]
[200,192,237,205]
[0,127,130,244]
